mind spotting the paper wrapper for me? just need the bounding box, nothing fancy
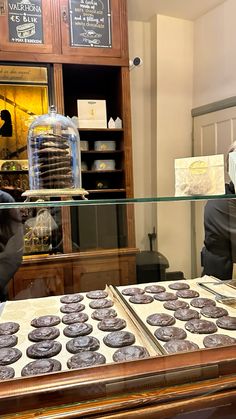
[175,154,225,196]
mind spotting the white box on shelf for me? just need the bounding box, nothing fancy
[77,99,107,129]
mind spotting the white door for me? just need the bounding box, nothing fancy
[193,106,236,276]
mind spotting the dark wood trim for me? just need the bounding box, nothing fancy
[1,345,236,416]
[53,63,64,114]
[192,96,236,117]
[0,51,129,66]
[21,248,139,265]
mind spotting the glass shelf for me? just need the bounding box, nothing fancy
[0,193,234,209]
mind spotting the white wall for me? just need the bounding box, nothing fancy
[194,0,236,107]
[128,16,194,277]
[128,21,157,251]
[155,15,193,278]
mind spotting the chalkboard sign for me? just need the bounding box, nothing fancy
[69,0,112,48]
[8,0,43,45]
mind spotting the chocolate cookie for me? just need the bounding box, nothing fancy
[86,290,108,299]
[174,308,200,321]
[98,318,126,331]
[33,155,72,165]
[31,316,60,328]
[190,298,216,308]
[0,348,22,365]
[163,339,199,354]
[89,299,114,309]
[21,359,62,377]
[40,167,71,177]
[0,335,18,348]
[168,282,190,290]
[144,285,166,293]
[26,341,62,359]
[63,323,93,337]
[0,366,15,380]
[216,316,236,330]
[154,292,177,301]
[67,351,106,369]
[60,303,85,314]
[39,180,72,188]
[31,135,68,146]
[154,326,187,342]
[200,306,228,319]
[28,327,60,342]
[203,334,236,348]
[0,322,20,335]
[35,160,71,172]
[34,148,69,156]
[185,319,217,334]
[34,141,69,150]
[129,294,154,304]
[91,308,117,321]
[122,287,145,296]
[60,294,84,304]
[103,331,135,348]
[163,300,189,311]
[146,313,176,327]
[41,174,72,182]
[176,289,200,299]
[66,336,100,354]
[62,313,89,324]
[113,346,150,362]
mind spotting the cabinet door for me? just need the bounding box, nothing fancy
[0,0,58,54]
[13,264,65,299]
[60,0,127,58]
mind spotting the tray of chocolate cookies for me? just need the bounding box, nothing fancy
[0,277,235,381]
[0,287,158,380]
[116,277,236,355]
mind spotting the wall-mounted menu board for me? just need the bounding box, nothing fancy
[8,0,43,44]
[69,0,112,48]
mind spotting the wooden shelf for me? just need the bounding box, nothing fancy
[0,170,28,174]
[81,150,122,154]
[78,128,123,132]
[82,169,123,174]
[87,188,126,193]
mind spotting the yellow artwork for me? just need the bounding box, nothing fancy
[0,84,48,160]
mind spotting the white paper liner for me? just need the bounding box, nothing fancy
[0,287,157,379]
[117,277,236,353]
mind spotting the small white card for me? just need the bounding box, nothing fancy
[77,99,107,128]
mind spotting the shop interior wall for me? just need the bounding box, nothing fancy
[193,0,236,107]
[128,0,236,278]
[128,15,193,278]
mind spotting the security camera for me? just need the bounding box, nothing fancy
[129,57,143,70]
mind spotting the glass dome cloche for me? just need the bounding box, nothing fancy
[27,106,82,193]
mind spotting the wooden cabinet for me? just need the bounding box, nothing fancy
[80,129,125,197]
[61,64,133,200]
[0,0,59,55]
[10,249,137,299]
[60,0,127,59]
[0,0,128,64]
[12,261,66,299]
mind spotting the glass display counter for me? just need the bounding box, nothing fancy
[0,194,236,418]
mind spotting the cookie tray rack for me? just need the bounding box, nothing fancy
[0,281,236,417]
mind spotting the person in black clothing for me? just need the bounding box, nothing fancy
[0,110,13,137]
[201,143,236,280]
[0,190,23,301]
